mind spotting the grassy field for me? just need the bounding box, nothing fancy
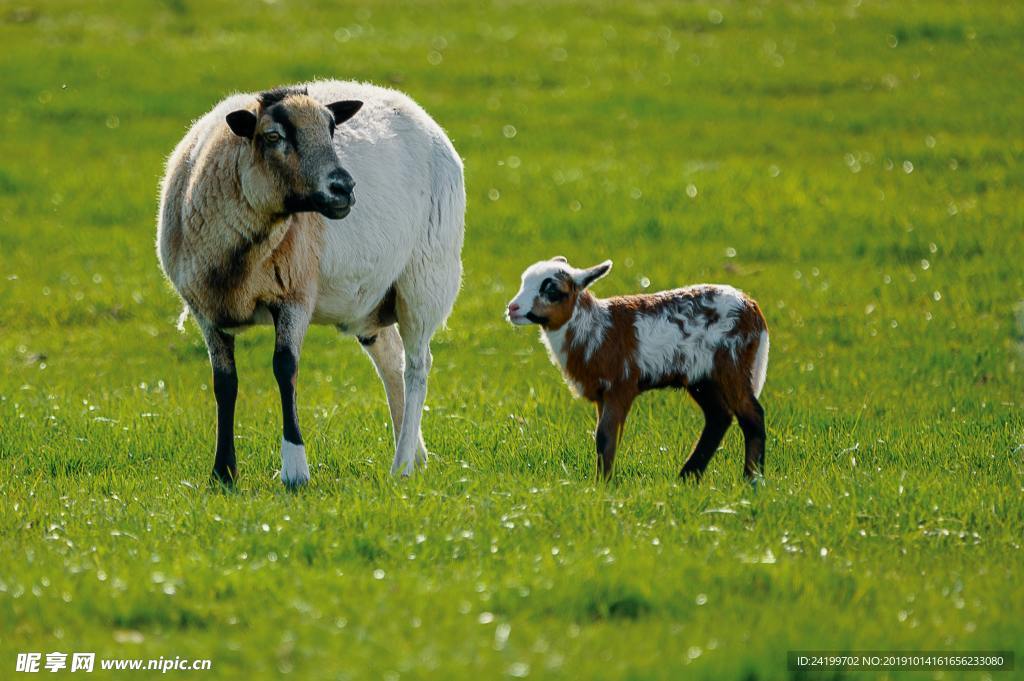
[2,0,1023,678]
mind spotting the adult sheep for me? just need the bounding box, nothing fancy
[156,80,464,486]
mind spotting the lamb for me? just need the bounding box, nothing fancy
[507,257,769,481]
[157,80,464,486]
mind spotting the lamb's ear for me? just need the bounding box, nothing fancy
[327,100,363,125]
[551,255,568,263]
[226,110,258,139]
[574,260,612,289]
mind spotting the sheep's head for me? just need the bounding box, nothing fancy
[507,256,612,329]
[226,88,362,220]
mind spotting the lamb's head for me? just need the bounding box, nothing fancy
[226,88,363,220]
[507,256,612,329]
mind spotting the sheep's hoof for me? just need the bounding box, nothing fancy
[280,440,310,488]
[210,465,237,488]
[390,457,417,477]
[678,468,702,483]
[280,470,310,489]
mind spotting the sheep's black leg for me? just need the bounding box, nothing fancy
[680,381,732,480]
[202,326,238,485]
[270,302,313,487]
[735,396,766,481]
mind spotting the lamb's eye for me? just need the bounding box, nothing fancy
[264,131,282,143]
[540,278,566,301]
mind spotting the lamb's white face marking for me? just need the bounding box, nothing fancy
[634,285,748,384]
[507,259,572,326]
[280,439,310,486]
[507,257,612,328]
[510,258,613,398]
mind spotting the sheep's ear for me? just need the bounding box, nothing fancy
[226,110,258,139]
[551,255,568,263]
[574,260,612,289]
[327,100,363,125]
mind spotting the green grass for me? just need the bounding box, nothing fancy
[2,0,1023,678]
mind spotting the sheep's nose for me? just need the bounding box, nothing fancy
[327,170,355,197]
[507,303,520,315]
[328,180,353,197]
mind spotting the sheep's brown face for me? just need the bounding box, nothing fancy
[227,90,362,220]
[507,257,612,330]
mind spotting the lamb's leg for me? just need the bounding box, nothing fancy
[680,381,733,480]
[595,392,635,480]
[202,324,238,485]
[735,395,766,482]
[359,325,428,462]
[270,302,313,488]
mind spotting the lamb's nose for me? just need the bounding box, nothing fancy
[507,303,520,315]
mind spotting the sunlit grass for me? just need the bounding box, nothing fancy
[1,1,1022,678]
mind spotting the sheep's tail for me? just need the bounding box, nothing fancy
[751,330,770,398]
[175,305,190,333]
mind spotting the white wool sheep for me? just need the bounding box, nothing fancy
[157,80,464,485]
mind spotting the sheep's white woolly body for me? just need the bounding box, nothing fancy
[634,285,747,385]
[308,82,464,335]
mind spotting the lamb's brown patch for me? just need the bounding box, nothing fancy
[617,292,698,392]
[561,293,641,401]
[715,297,768,413]
[728,294,768,341]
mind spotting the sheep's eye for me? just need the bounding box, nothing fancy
[264,131,282,143]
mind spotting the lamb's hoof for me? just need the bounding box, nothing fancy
[415,446,430,467]
[748,473,766,490]
[280,439,310,488]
